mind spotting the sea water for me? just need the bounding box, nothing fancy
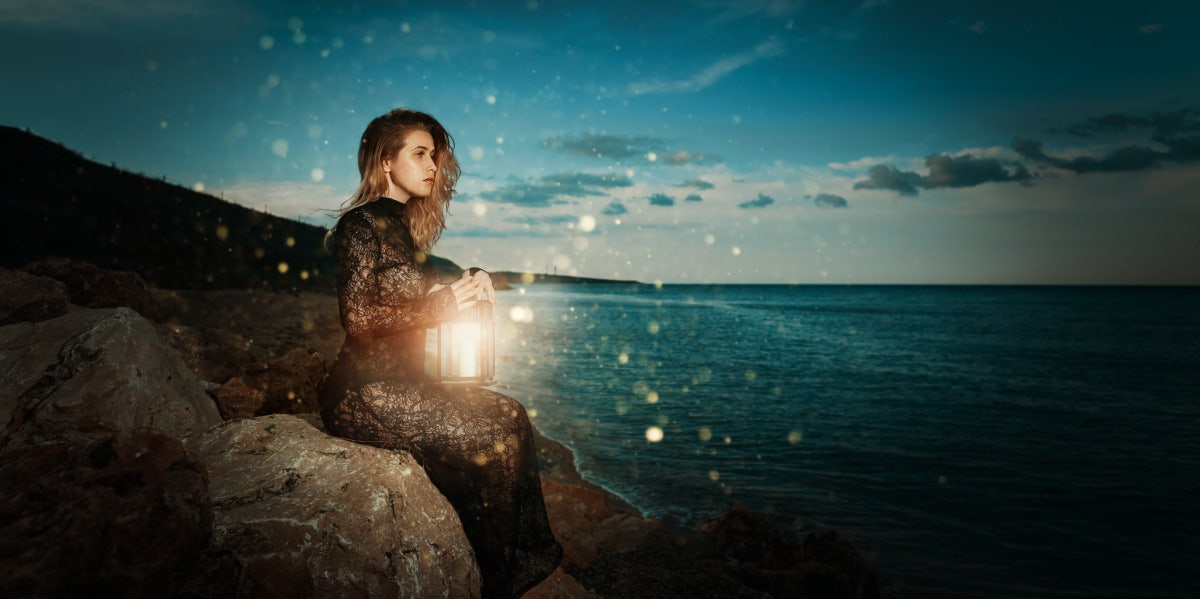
[488,284,1199,598]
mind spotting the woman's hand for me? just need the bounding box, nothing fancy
[427,269,493,312]
[468,268,496,304]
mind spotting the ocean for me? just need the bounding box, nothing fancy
[487,284,1199,598]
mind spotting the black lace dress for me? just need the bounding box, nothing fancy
[319,198,562,599]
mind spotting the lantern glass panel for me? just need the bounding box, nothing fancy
[425,299,494,384]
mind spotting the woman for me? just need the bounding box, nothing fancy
[319,108,562,598]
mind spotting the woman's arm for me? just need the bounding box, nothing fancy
[335,212,458,338]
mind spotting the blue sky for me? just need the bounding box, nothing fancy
[3,0,1198,284]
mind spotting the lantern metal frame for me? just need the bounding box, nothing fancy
[425,298,495,385]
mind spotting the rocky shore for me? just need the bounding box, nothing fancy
[1,258,881,598]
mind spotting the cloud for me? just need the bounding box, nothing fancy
[685,194,703,202]
[477,172,633,207]
[814,193,848,209]
[853,154,1031,196]
[680,177,715,190]
[924,153,1031,188]
[658,150,720,165]
[853,164,923,196]
[1139,23,1164,34]
[738,193,775,209]
[629,38,787,95]
[543,134,658,160]
[1014,138,1163,174]
[504,214,579,226]
[648,193,676,206]
[1053,107,1200,139]
[602,201,628,215]
[543,134,719,166]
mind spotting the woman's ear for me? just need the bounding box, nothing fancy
[381,157,393,173]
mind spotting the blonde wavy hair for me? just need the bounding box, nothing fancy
[329,108,460,252]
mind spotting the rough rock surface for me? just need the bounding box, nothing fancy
[21,257,159,320]
[215,347,327,420]
[541,478,672,572]
[156,321,260,385]
[0,429,212,597]
[0,266,70,325]
[0,307,222,448]
[189,413,482,598]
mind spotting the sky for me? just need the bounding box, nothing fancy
[3,0,1199,284]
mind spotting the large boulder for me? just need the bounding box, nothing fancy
[0,307,222,448]
[0,429,212,597]
[21,257,159,320]
[0,267,70,325]
[189,413,481,598]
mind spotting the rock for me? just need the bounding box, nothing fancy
[522,567,598,599]
[156,321,260,385]
[0,307,222,448]
[188,413,481,598]
[541,478,671,573]
[575,548,768,599]
[697,503,882,599]
[541,478,617,571]
[214,347,326,420]
[21,257,159,320]
[698,501,797,570]
[0,267,70,325]
[796,529,880,599]
[0,429,212,597]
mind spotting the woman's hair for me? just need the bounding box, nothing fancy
[330,108,460,252]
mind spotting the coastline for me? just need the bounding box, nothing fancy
[1,261,883,597]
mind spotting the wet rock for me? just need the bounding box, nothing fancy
[523,567,598,599]
[699,501,797,569]
[0,266,70,325]
[0,429,212,597]
[21,257,159,320]
[698,503,881,599]
[214,347,326,420]
[541,478,672,573]
[188,413,481,598]
[0,307,222,448]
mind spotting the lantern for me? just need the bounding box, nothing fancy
[425,297,495,384]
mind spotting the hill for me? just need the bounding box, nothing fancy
[0,126,463,291]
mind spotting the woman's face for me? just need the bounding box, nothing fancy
[383,129,437,202]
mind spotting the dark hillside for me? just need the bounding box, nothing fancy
[0,126,462,291]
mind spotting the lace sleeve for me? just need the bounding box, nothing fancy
[335,209,457,339]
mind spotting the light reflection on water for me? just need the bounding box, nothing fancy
[490,284,1200,598]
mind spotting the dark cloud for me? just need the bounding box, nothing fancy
[738,192,774,209]
[602,201,628,215]
[854,154,1030,196]
[477,172,633,207]
[924,153,1031,188]
[648,193,675,206]
[814,193,848,209]
[1013,136,1191,174]
[679,177,715,190]
[853,164,923,196]
[684,194,703,202]
[1053,107,1200,139]
[658,150,721,166]
[542,133,658,160]
[542,133,720,165]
